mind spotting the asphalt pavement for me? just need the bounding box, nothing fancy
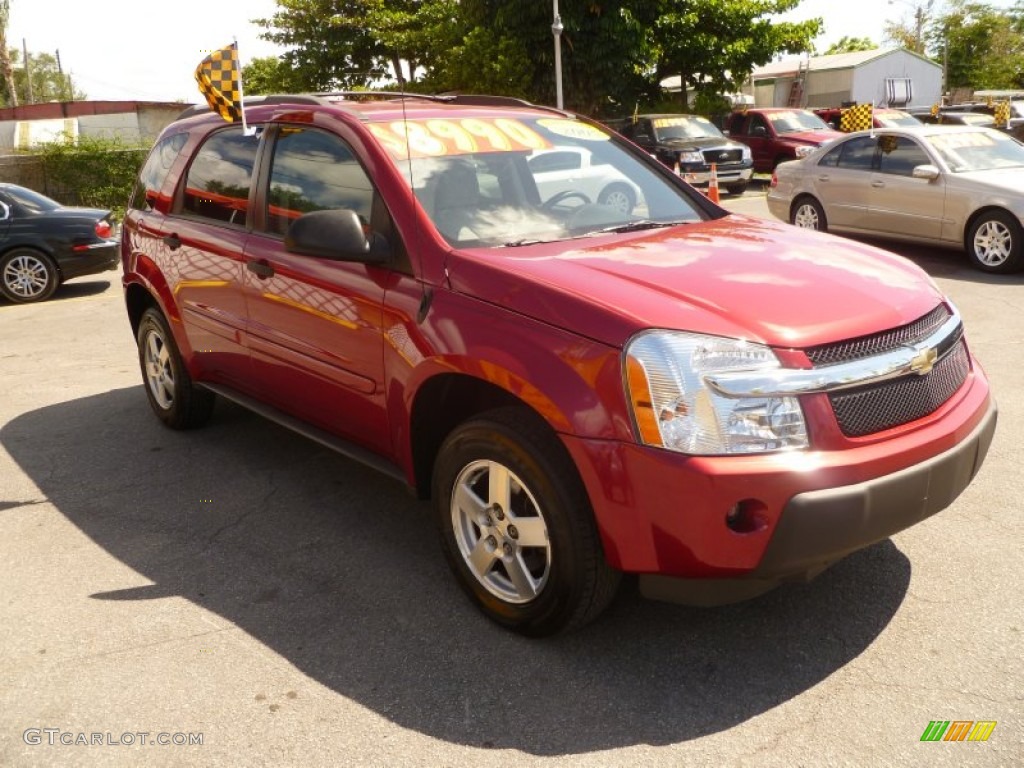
[1,200,1021,766]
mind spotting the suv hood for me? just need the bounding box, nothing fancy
[778,130,841,146]
[446,215,942,350]
[660,136,740,152]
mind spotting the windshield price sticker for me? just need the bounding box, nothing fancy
[369,118,551,158]
[930,132,997,151]
[538,119,611,141]
[652,117,692,128]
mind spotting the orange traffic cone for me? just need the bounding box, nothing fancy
[708,163,720,204]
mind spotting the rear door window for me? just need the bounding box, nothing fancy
[180,127,259,226]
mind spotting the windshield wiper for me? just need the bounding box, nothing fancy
[589,219,688,235]
[503,237,550,247]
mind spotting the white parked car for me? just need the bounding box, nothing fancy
[527,147,644,214]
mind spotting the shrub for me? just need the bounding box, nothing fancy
[33,134,149,221]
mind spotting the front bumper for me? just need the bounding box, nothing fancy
[562,368,995,582]
[681,165,754,187]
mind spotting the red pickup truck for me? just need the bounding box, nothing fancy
[723,108,844,172]
[121,93,996,635]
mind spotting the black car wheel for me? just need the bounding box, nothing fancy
[725,182,749,196]
[0,248,59,303]
[791,196,827,231]
[967,210,1024,273]
[136,307,215,429]
[433,407,620,636]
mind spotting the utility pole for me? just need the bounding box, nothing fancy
[22,37,33,103]
[552,0,563,109]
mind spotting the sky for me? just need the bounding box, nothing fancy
[7,0,1022,104]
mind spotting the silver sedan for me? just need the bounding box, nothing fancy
[766,125,1024,273]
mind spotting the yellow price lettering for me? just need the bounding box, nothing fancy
[493,118,548,149]
[425,120,478,152]
[460,119,512,151]
[390,121,447,156]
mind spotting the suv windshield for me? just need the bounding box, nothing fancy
[651,115,723,141]
[767,110,831,134]
[370,115,705,247]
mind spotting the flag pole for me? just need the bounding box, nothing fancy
[233,37,253,135]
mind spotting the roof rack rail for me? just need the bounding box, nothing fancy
[177,90,571,120]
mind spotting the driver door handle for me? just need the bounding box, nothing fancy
[246,259,275,279]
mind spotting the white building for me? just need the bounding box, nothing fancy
[747,48,943,110]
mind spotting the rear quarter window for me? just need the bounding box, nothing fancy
[130,133,188,212]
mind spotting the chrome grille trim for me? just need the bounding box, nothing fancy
[704,307,964,399]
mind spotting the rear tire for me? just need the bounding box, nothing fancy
[966,210,1024,273]
[597,183,636,214]
[433,407,620,636]
[0,248,59,303]
[136,307,215,429]
[791,196,827,232]
[725,182,749,196]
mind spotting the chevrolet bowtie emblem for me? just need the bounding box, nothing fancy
[909,346,938,375]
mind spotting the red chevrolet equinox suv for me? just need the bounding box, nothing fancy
[122,93,996,636]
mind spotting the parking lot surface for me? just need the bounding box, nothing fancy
[1,195,1021,766]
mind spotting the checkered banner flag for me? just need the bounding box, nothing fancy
[841,103,873,132]
[195,43,242,123]
[995,100,1012,128]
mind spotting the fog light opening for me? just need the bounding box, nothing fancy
[725,499,769,534]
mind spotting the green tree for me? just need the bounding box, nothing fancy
[823,36,877,54]
[929,1,1024,89]
[649,0,822,109]
[9,49,86,103]
[0,1,16,106]
[241,56,306,95]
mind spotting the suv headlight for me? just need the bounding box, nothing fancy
[624,331,808,455]
[794,145,815,158]
[741,145,752,161]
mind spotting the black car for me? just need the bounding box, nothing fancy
[607,113,754,194]
[0,183,119,303]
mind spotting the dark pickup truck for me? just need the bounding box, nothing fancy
[608,113,754,195]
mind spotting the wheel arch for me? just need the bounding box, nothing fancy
[962,205,1021,250]
[408,372,575,501]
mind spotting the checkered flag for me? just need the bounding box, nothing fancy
[195,43,242,123]
[840,104,873,132]
[995,100,1011,128]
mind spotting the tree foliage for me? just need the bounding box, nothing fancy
[822,36,878,55]
[929,1,1024,89]
[251,0,822,116]
[2,49,86,104]
[35,135,147,220]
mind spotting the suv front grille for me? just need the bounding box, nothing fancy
[702,148,743,165]
[804,304,968,437]
[829,340,970,437]
[805,304,951,366]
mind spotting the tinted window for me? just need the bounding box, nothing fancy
[528,151,583,173]
[266,127,374,237]
[182,128,258,226]
[835,136,876,170]
[877,136,930,176]
[131,133,188,211]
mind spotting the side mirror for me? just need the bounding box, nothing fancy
[912,164,940,181]
[285,209,390,263]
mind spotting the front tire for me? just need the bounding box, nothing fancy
[725,182,749,196]
[967,210,1024,273]
[0,248,59,303]
[433,408,619,636]
[791,196,827,231]
[136,307,215,429]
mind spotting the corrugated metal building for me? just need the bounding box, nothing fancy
[748,48,942,110]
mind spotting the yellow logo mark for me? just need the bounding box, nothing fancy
[909,347,938,375]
